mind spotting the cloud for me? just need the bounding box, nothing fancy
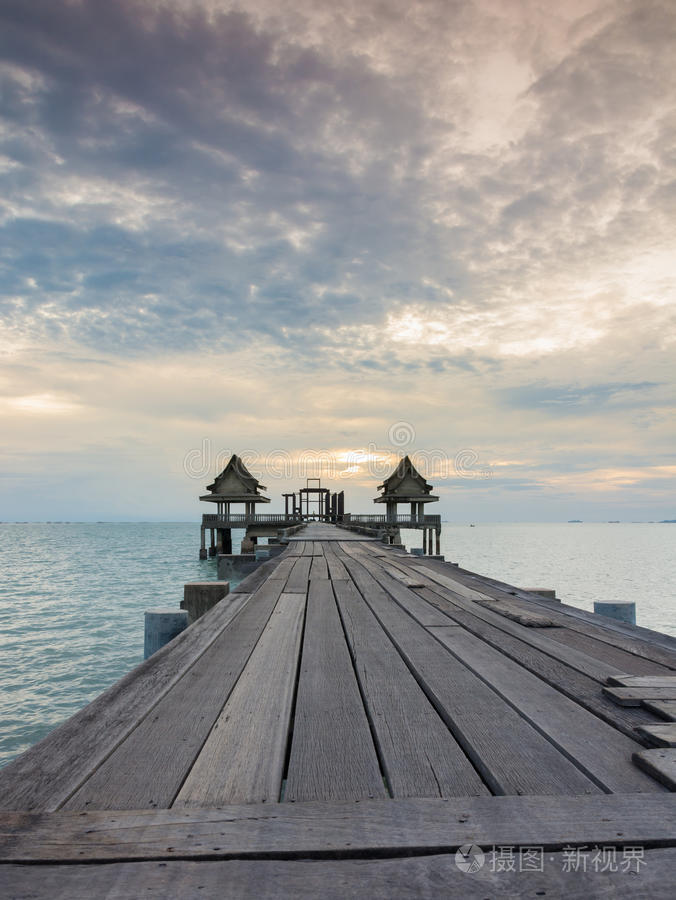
[0,0,674,518]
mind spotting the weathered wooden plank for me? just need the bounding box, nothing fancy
[374,560,427,588]
[633,749,676,790]
[430,627,663,793]
[175,592,305,807]
[344,553,452,627]
[0,592,252,812]
[543,627,673,675]
[374,555,558,628]
[325,552,349,581]
[284,556,312,593]
[285,540,305,556]
[634,724,676,748]
[383,557,557,626]
[407,565,623,682]
[412,586,658,741]
[607,675,676,688]
[284,580,386,802]
[3,795,676,862]
[643,700,676,721]
[421,558,676,655]
[310,555,329,580]
[63,584,285,811]
[333,578,488,798]
[3,851,676,899]
[419,559,676,667]
[230,556,284,594]
[604,687,676,707]
[342,559,600,796]
[269,556,297,582]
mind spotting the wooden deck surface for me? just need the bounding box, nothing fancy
[1,522,675,897]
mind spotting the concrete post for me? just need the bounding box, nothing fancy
[522,588,558,600]
[181,581,230,623]
[594,601,636,625]
[144,609,189,659]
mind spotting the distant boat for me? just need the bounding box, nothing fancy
[469,523,475,527]
[608,520,620,523]
[568,519,583,523]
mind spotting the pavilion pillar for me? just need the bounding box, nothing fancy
[435,529,440,555]
[418,502,425,523]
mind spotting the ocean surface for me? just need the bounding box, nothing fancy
[0,521,674,768]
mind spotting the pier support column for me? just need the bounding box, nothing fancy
[199,526,207,559]
[182,581,230,624]
[594,601,636,625]
[435,529,440,555]
[144,609,189,659]
[423,529,428,554]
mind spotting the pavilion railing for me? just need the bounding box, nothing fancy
[202,513,303,527]
[346,514,441,527]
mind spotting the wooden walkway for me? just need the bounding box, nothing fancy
[1,523,675,897]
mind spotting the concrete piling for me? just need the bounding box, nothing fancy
[144,609,189,659]
[181,581,230,623]
[594,601,636,625]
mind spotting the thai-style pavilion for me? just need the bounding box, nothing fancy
[199,454,270,557]
[373,455,441,553]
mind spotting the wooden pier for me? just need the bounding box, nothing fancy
[1,522,675,897]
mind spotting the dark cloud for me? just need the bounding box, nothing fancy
[0,0,673,389]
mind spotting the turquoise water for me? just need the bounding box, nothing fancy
[0,521,674,768]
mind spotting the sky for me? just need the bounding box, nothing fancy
[0,0,674,522]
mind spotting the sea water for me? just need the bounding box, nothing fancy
[0,521,674,768]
